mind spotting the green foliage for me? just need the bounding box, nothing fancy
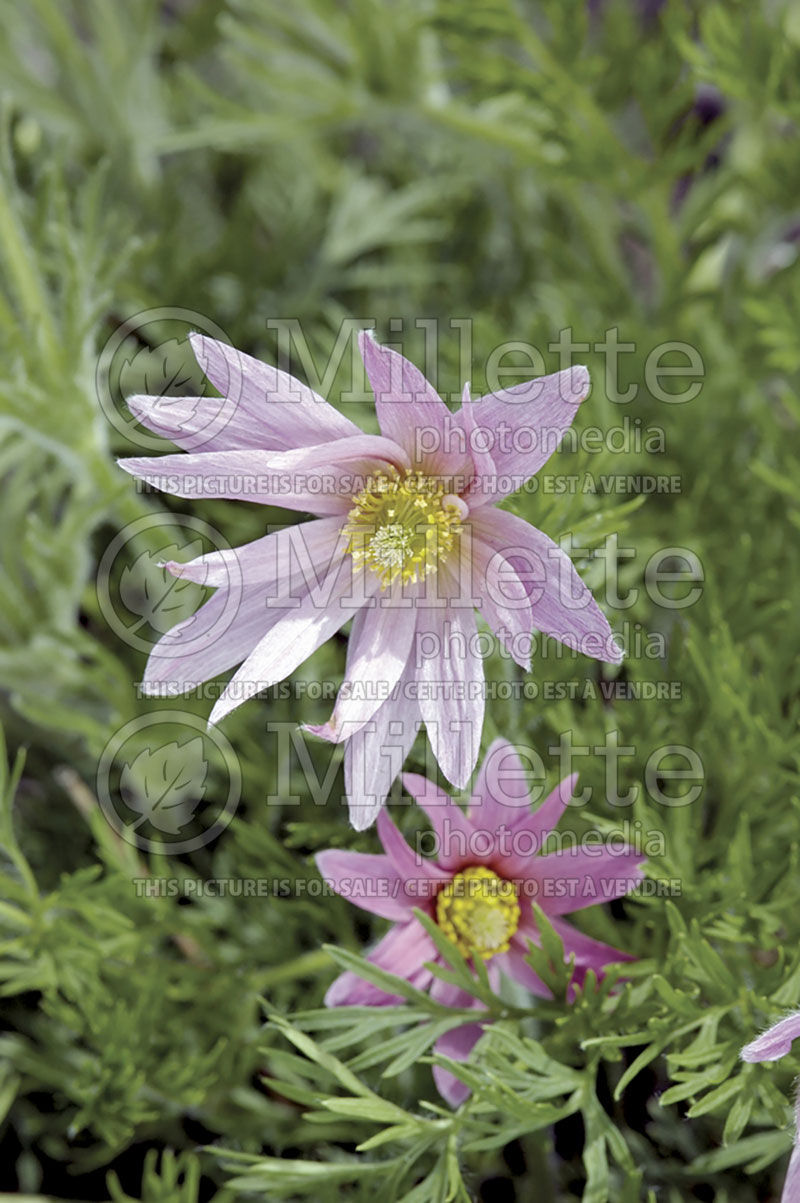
[0,0,799,1199]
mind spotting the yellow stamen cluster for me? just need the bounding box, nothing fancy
[436,865,520,960]
[344,470,463,588]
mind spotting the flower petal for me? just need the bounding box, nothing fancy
[460,365,589,506]
[164,516,346,588]
[432,1063,473,1108]
[459,381,496,482]
[208,558,376,724]
[471,508,623,663]
[742,1011,800,1063]
[494,941,551,998]
[430,972,492,1108]
[126,394,260,453]
[781,1142,800,1203]
[401,771,475,873]
[315,849,414,921]
[415,597,484,790]
[483,773,581,882]
[549,915,637,972]
[521,846,645,914]
[118,435,409,517]
[376,808,449,889]
[358,331,471,478]
[325,918,438,1006]
[140,585,280,694]
[467,738,542,830]
[469,533,532,670]
[190,332,362,449]
[344,654,422,830]
[307,584,418,741]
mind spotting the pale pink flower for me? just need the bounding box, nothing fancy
[119,331,622,828]
[741,1012,800,1201]
[317,738,644,1105]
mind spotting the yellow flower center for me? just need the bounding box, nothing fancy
[436,865,520,960]
[344,470,463,588]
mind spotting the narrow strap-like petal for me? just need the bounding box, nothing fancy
[118,435,409,517]
[494,940,551,998]
[430,970,492,1108]
[190,332,362,449]
[141,586,283,695]
[518,846,645,914]
[742,1011,800,1063]
[127,393,262,453]
[307,582,418,742]
[401,771,475,873]
[324,919,438,1007]
[344,653,423,831]
[164,516,346,588]
[315,849,415,921]
[469,533,532,670]
[376,808,449,888]
[415,596,484,790]
[358,331,472,479]
[208,558,377,724]
[460,365,589,507]
[467,738,545,830]
[471,507,623,664]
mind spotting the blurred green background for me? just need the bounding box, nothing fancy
[1,0,800,1200]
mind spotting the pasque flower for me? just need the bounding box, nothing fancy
[741,1012,800,1201]
[317,738,644,1105]
[119,330,622,828]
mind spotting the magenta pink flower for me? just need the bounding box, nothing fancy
[119,331,622,828]
[741,1012,800,1201]
[317,738,644,1106]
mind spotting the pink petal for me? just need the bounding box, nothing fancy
[344,654,422,831]
[127,394,257,454]
[144,521,353,699]
[325,918,437,1006]
[458,381,496,482]
[460,365,589,507]
[467,738,544,830]
[485,773,580,880]
[742,1011,800,1063]
[739,1014,800,1203]
[358,331,471,479]
[376,808,449,890]
[315,849,414,921]
[141,585,280,694]
[401,771,475,873]
[494,941,551,998]
[208,559,377,725]
[190,332,362,449]
[164,516,346,588]
[432,1064,473,1108]
[548,916,637,972]
[469,533,532,670]
[430,972,489,1012]
[781,1140,800,1203]
[471,508,623,664]
[117,435,409,518]
[415,597,484,790]
[307,584,418,741]
[522,846,645,915]
[430,971,494,1109]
